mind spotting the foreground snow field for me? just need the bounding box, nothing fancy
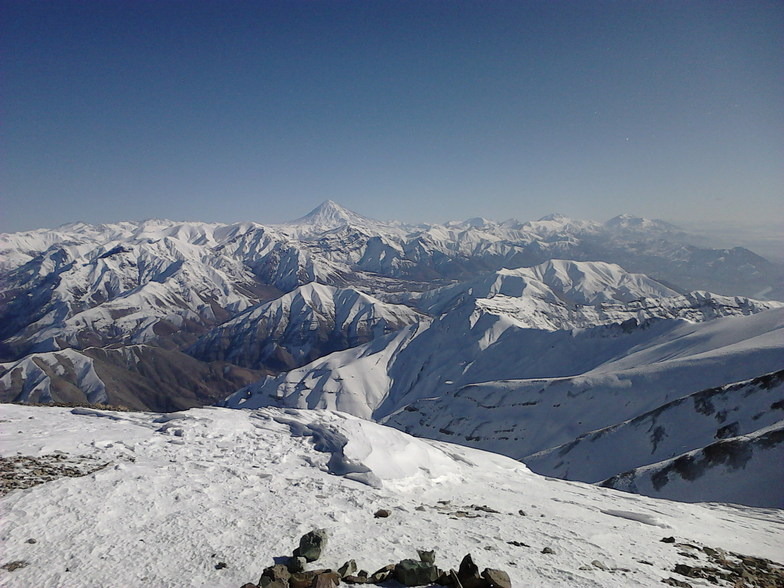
[1,405,782,587]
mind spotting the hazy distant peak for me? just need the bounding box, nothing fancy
[605,214,678,232]
[537,213,568,222]
[448,217,495,229]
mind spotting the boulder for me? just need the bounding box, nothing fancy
[313,572,341,588]
[338,560,357,578]
[260,565,291,588]
[481,568,510,588]
[369,564,394,583]
[288,557,307,574]
[289,572,317,588]
[394,559,440,586]
[436,569,455,585]
[457,554,483,588]
[298,529,329,563]
[374,509,391,518]
[417,550,435,564]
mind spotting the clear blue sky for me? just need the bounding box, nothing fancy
[2,0,782,232]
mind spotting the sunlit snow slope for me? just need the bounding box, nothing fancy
[224,262,783,506]
[1,404,782,587]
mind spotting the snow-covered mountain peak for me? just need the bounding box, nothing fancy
[283,200,381,233]
[445,216,496,230]
[415,260,680,316]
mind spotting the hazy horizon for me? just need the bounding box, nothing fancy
[2,1,782,234]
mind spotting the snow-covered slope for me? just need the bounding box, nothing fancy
[226,264,782,420]
[385,308,784,462]
[0,223,276,357]
[187,282,425,371]
[223,263,784,505]
[1,404,782,587]
[524,370,784,484]
[600,421,784,508]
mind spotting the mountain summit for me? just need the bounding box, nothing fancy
[285,200,379,232]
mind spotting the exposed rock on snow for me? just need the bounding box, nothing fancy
[0,453,108,496]
[296,529,329,563]
[524,370,784,485]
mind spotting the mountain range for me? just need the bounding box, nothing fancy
[1,201,782,507]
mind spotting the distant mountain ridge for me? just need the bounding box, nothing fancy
[2,202,783,506]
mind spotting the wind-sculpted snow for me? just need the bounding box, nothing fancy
[2,403,783,587]
[270,409,465,489]
[188,283,424,371]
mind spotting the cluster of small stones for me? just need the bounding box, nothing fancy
[0,454,108,496]
[659,536,784,588]
[415,500,501,520]
[241,529,512,588]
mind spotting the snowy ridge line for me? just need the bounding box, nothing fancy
[187,282,425,371]
[229,302,784,506]
[0,345,265,411]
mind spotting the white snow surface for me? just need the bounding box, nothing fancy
[1,404,783,588]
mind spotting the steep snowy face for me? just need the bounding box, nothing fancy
[600,420,784,508]
[188,282,425,371]
[225,262,782,421]
[0,232,258,353]
[525,370,784,486]
[280,200,396,236]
